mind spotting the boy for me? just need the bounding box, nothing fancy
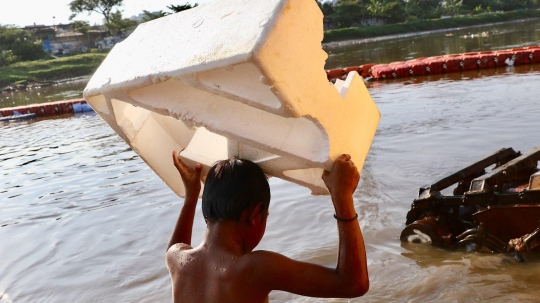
[167,151,369,302]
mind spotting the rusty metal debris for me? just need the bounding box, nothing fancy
[401,147,540,260]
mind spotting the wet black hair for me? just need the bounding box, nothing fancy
[202,158,270,223]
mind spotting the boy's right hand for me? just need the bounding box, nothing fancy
[322,154,360,200]
[172,150,202,195]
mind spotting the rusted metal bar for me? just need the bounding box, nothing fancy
[468,146,540,193]
[417,148,518,199]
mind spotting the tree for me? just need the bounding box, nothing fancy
[403,0,442,20]
[72,20,91,35]
[141,10,168,22]
[442,0,463,16]
[139,3,199,23]
[316,0,336,16]
[72,20,92,45]
[333,0,368,28]
[367,0,406,23]
[69,0,124,24]
[167,2,199,13]
[104,10,137,35]
[0,25,47,66]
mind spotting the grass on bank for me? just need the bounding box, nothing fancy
[324,9,540,43]
[0,53,107,87]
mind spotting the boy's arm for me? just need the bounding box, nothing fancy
[249,154,369,298]
[166,150,202,251]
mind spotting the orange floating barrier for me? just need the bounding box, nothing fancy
[460,54,479,71]
[443,55,461,73]
[406,59,428,76]
[326,68,345,81]
[477,52,496,68]
[370,64,394,79]
[389,61,410,78]
[343,66,360,75]
[513,49,531,65]
[0,110,13,117]
[424,57,445,74]
[531,48,540,63]
[360,64,375,77]
[494,50,514,66]
[331,45,540,81]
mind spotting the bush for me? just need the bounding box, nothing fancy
[0,25,48,66]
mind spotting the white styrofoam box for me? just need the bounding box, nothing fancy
[83,0,380,197]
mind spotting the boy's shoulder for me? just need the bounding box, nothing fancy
[166,243,193,269]
[167,243,193,253]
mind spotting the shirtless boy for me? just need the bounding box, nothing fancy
[166,151,369,302]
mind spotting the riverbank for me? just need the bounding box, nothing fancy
[2,10,539,90]
[323,9,540,43]
[0,53,106,90]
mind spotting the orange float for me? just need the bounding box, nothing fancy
[406,59,428,76]
[389,61,410,78]
[326,68,345,81]
[443,54,461,73]
[370,64,394,79]
[478,52,496,68]
[360,64,375,77]
[460,54,480,71]
[512,49,532,65]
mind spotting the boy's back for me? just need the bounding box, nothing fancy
[167,244,269,303]
[166,152,369,302]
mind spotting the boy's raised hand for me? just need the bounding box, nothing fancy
[172,150,202,195]
[322,154,360,198]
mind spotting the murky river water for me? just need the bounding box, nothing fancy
[0,79,87,109]
[1,20,540,303]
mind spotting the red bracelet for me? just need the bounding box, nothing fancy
[334,213,358,221]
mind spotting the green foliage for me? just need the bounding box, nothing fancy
[0,25,48,66]
[367,0,406,22]
[0,50,17,66]
[323,8,540,42]
[142,10,169,22]
[317,0,336,15]
[71,20,92,34]
[318,0,540,29]
[0,53,107,87]
[139,2,199,22]
[69,0,124,23]
[442,0,463,16]
[332,0,368,28]
[104,11,137,34]
[167,2,199,13]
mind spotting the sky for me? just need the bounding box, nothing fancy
[0,0,214,27]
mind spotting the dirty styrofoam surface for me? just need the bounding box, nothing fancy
[83,0,380,197]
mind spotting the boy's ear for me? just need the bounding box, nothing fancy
[249,203,263,225]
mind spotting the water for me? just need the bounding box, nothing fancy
[2,22,540,303]
[0,78,88,109]
[325,18,540,68]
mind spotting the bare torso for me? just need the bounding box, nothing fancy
[166,244,269,303]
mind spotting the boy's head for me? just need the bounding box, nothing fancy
[202,158,270,223]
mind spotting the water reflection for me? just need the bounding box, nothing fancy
[0,78,88,108]
[325,19,540,69]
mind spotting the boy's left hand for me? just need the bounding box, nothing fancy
[172,150,202,195]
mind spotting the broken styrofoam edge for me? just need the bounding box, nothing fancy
[83,0,380,197]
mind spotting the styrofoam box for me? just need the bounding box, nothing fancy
[84,0,380,197]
